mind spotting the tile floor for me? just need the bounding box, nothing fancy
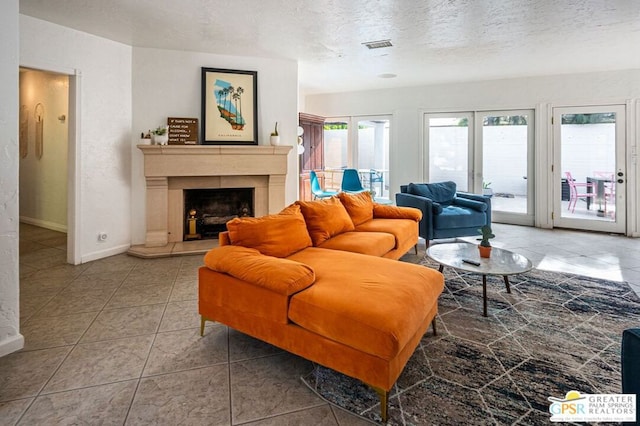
[2,222,640,425]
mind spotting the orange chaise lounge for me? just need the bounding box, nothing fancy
[198,192,445,421]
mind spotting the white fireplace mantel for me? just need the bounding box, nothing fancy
[138,144,292,248]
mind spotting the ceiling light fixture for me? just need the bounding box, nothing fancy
[362,39,393,50]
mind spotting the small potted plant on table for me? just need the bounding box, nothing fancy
[477,225,495,258]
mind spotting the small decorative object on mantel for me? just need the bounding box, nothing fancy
[139,131,151,144]
[270,122,280,146]
[168,117,198,145]
[477,225,495,258]
[151,126,169,145]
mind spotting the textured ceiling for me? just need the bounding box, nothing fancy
[19,0,640,94]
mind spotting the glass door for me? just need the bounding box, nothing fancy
[476,110,534,225]
[425,113,472,192]
[322,118,349,191]
[552,105,626,233]
[355,117,390,200]
[323,115,392,198]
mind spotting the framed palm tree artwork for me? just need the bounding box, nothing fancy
[201,67,258,145]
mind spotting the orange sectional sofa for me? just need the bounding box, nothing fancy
[198,192,445,421]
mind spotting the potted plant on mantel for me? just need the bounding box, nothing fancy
[151,126,169,145]
[477,225,495,258]
[270,122,280,146]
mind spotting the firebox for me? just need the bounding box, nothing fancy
[184,188,254,239]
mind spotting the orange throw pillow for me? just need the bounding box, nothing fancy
[204,245,315,295]
[338,191,374,226]
[296,197,355,246]
[226,204,312,257]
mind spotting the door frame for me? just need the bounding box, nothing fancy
[20,61,82,265]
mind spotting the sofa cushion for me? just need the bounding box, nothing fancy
[434,205,487,229]
[338,191,374,226]
[296,197,355,246]
[204,245,315,295]
[226,204,312,257]
[287,248,444,360]
[355,218,417,251]
[317,231,395,257]
[408,181,456,204]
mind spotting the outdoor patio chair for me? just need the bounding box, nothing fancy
[593,171,616,210]
[565,171,596,213]
[309,170,338,199]
[340,168,368,194]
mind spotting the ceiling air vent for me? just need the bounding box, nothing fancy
[362,39,393,50]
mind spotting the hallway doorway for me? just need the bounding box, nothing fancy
[19,66,78,264]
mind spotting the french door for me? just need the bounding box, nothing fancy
[324,115,391,200]
[425,110,534,225]
[552,105,626,233]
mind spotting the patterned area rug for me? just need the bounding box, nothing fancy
[301,255,640,425]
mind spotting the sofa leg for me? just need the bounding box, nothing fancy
[200,316,206,337]
[432,317,437,336]
[372,386,389,422]
[414,244,418,255]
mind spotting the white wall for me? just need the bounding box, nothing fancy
[305,69,640,230]
[0,0,23,357]
[130,48,299,244]
[19,70,69,231]
[20,15,133,263]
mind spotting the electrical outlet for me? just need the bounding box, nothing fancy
[98,232,108,241]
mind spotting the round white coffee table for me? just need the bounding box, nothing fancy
[426,242,533,317]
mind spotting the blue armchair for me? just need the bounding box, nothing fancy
[396,181,491,246]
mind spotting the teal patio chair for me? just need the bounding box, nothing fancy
[309,170,338,199]
[340,168,368,194]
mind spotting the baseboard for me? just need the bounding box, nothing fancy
[19,216,67,233]
[0,334,24,358]
[81,243,130,264]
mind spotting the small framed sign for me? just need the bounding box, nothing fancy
[168,117,198,145]
[201,67,258,145]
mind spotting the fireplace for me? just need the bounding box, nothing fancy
[138,145,291,248]
[184,188,254,239]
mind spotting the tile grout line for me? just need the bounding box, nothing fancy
[120,257,183,425]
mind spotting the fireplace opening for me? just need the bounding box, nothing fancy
[184,188,254,240]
